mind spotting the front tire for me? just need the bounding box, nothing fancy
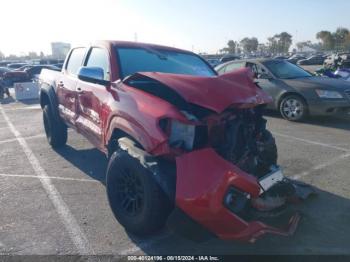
[256,130,278,176]
[43,105,67,148]
[279,95,307,121]
[106,148,172,236]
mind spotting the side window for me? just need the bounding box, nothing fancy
[86,48,110,80]
[217,66,227,74]
[225,62,245,72]
[246,63,267,78]
[32,67,43,75]
[246,62,258,75]
[66,48,86,75]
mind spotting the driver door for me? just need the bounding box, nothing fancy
[75,47,111,149]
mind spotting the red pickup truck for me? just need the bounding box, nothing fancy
[39,41,313,242]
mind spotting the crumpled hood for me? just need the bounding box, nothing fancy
[133,68,272,113]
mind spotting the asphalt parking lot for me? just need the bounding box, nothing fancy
[0,93,350,256]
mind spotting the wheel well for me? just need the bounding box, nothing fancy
[107,128,144,157]
[277,92,308,109]
[40,92,50,109]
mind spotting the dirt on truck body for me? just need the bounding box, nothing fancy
[39,40,314,243]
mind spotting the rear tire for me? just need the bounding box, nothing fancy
[279,95,307,121]
[106,148,172,236]
[43,105,67,148]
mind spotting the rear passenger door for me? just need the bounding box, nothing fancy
[57,47,87,126]
[75,47,111,149]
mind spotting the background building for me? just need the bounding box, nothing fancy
[51,42,71,59]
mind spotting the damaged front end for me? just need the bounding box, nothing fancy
[172,148,314,242]
[123,69,315,242]
[166,108,315,242]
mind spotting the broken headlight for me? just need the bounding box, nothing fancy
[224,187,250,214]
[159,110,208,151]
[168,120,196,150]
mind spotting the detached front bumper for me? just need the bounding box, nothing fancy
[172,148,307,243]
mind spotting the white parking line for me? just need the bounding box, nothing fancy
[273,131,350,152]
[0,173,100,183]
[0,105,93,255]
[2,105,41,111]
[0,134,45,145]
[292,152,350,180]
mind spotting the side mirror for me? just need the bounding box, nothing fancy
[77,66,110,86]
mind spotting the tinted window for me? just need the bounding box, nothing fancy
[66,48,86,75]
[263,60,312,79]
[28,67,43,75]
[86,48,110,80]
[116,47,216,78]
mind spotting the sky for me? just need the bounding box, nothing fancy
[1,0,350,56]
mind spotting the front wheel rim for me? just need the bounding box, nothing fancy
[116,169,144,217]
[282,98,304,120]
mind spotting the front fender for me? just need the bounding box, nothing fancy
[106,115,163,153]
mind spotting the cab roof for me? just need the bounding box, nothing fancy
[94,40,192,54]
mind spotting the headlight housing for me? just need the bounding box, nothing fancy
[160,110,208,151]
[168,120,196,150]
[224,187,250,214]
[315,89,343,99]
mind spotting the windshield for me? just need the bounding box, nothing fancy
[262,60,312,79]
[116,47,216,79]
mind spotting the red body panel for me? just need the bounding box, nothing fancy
[56,74,79,127]
[104,82,187,154]
[176,148,300,242]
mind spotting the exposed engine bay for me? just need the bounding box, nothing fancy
[166,106,277,176]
